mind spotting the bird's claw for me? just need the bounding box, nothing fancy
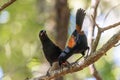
[71,61,80,66]
[59,61,71,72]
[84,56,87,60]
[84,53,89,60]
[58,63,63,72]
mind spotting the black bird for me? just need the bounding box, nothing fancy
[39,30,62,66]
[58,8,89,66]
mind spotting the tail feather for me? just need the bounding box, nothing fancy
[76,8,86,28]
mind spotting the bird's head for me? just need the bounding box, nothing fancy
[39,30,46,36]
[39,30,47,40]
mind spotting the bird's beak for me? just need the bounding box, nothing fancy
[40,30,46,36]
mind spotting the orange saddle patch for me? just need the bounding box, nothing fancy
[68,35,76,48]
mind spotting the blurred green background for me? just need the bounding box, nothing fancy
[0,0,120,80]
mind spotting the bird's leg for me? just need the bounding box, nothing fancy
[60,64,66,72]
[70,55,83,66]
[60,65,63,72]
[75,55,83,63]
[59,63,66,72]
[46,67,51,76]
[75,51,85,63]
[84,47,90,59]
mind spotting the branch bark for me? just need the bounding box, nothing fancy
[89,0,102,80]
[89,64,102,80]
[0,0,16,12]
[91,0,100,36]
[92,27,102,52]
[31,30,120,80]
[92,21,120,52]
[101,21,120,32]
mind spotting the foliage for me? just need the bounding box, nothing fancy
[0,0,43,80]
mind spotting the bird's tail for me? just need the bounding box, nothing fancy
[76,8,86,31]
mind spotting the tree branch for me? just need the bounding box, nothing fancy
[90,0,101,53]
[92,21,120,52]
[89,20,120,80]
[89,0,102,80]
[89,64,102,80]
[91,0,100,36]
[31,30,120,80]
[0,0,16,12]
[91,16,102,53]
[114,43,120,47]
[101,21,120,32]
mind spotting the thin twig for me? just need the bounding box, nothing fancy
[0,0,16,12]
[91,0,100,36]
[92,28,102,53]
[101,21,120,32]
[90,0,101,53]
[91,15,102,53]
[30,30,120,80]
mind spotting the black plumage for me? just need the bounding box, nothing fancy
[39,30,62,66]
[58,8,89,66]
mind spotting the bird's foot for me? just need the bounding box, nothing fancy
[60,66,63,72]
[46,68,51,76]
[46,71,50,76]
[84,47,89,60]
[84,53,89,60]
[71,61,79,66]
[59,61,71,72]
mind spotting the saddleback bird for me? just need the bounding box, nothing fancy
[58,8,89,67]
[39,30,62,66]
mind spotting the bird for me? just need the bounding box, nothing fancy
[39,30,62,66]
[58,8,89,67]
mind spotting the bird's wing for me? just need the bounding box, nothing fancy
[67,35,76,48]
